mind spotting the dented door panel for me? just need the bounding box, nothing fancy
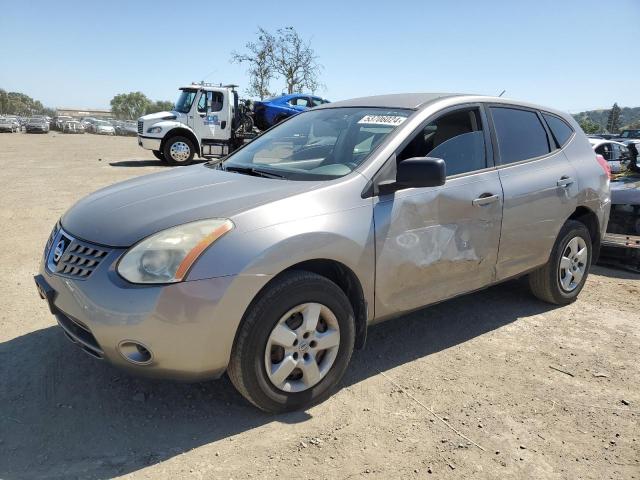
[373,170,503,321]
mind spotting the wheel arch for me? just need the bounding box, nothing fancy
[239,258,368,351]
[161,127,201,157]
[568,205,601,262]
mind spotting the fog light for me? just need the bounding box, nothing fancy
[118,340,153,365]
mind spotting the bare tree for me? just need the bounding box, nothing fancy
[271,27,323,94]
[231,28,275,100]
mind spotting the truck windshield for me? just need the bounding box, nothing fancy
[175,89,197,114]
[220,107,412,180]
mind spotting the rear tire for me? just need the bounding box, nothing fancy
[528,220,592,305]
[163,136,195,166]
[228,271,355,413]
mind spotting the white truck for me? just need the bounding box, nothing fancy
[137,83,254,165]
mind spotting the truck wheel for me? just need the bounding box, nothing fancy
[528,220,592,305]
[163,136,195,166]
[152,150,165,161]
[228,271,355,413]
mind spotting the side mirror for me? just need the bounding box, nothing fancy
[378,157,446,194]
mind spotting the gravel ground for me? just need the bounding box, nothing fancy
[0,132,638,480]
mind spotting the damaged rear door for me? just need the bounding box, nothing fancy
[373,105,503,319]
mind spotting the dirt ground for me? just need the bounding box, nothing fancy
[0,131,638,480]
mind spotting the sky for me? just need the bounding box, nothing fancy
[0,0,638,114]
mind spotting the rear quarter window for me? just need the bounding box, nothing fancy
[490,107,550,164]
[543,113,574,148]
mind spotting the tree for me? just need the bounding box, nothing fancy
[0,89,49,116]
[146,100,174,114]
[606,102,622,133]
[271,27,322,94]
[110,92,151,119]
[231,26,323,97]
[577,117,600,134]
[231,28,275,99]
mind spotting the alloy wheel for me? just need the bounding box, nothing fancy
[264,302,340,393]
[558,236,588,292]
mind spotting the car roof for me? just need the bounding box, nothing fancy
[313,93,464,110]
[312,93,575,122]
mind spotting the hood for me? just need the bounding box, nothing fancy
[61,164,321,247]
[139,111,178,122]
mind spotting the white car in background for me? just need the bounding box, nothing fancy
[589,138,631,173]
[0,117,16,132]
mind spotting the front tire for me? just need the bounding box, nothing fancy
[228,271,355,413]
[528,220,592,305]
[152,150,165,161]
[163,136,195,166]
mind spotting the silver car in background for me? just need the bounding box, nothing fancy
[35,94,610,412]
[92,120,115,135]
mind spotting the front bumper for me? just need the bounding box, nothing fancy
[138,135,161,150]
[35,234,271,381]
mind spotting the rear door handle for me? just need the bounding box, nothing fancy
[472,194,500,206]
[557,176,574,188]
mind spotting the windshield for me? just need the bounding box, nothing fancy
[94,120,111,126]
[29,118,45,123]
[175,89,197,114]
[220,107,411,180]
[620,130,640,139]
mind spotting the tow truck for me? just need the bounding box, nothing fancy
[137,82,255,165]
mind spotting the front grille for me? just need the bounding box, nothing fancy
[137,120,143,134]
[47,229,110,279]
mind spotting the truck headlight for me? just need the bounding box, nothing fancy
[147,126,162,134]
[117,219,233,284]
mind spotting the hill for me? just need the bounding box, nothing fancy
[572,106,640,132]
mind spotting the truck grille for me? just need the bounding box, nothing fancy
[47,229,110,279]
[138,120,143,134]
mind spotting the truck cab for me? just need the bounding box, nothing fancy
[137,83,250,165]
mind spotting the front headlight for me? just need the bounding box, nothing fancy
[147,126,162,134]
[117,219,233,284]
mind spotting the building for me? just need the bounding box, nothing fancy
[55,108,112,118]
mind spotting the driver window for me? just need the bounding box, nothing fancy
[595,144,612,161]
[290,97,310,107]
[398,108,487,176]
[198,91,224,113]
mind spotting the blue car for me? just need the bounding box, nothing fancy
[253,93,330,130]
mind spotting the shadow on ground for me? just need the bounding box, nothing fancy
[0,279,557,479]
[108,159,168,168]
[108,159,208,168]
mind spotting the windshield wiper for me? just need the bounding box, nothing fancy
[223,165,286,179]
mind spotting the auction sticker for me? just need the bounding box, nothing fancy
[358,115,407,126]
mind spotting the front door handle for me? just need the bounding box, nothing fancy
[472,194,500,206]
[557,176,574,188]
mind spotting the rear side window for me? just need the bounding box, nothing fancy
[490,107,550,164]
[543,113,574,147]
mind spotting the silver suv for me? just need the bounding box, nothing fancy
[35,94,610,412]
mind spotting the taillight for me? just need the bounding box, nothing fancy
[595,154,611,179]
